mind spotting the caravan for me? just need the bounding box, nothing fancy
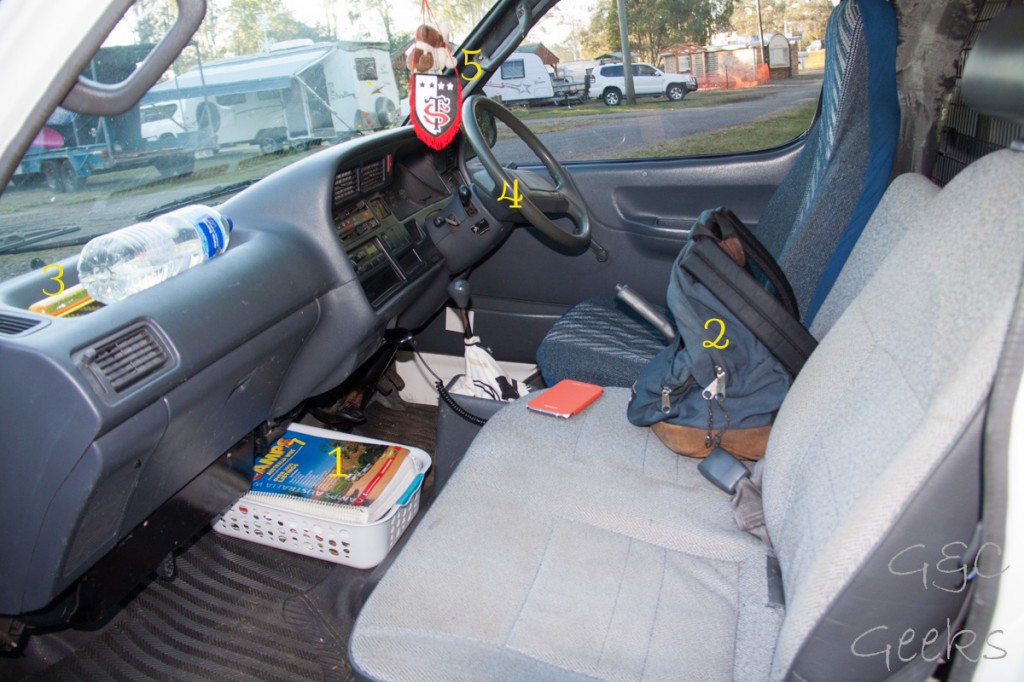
[144,41,400,152]
[482,51,554,105]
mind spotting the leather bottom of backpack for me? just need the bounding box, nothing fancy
[650,422,772,461]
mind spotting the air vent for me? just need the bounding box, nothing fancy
[333,168,357,204]
[85,325,168,393]
[360,159,385,190]
[0,313,41,335]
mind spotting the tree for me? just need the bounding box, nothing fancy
[432,0,494,37]
[730,0,834,44]
[604,0,734,64]
[225,0,328,56]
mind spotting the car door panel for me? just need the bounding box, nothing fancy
[414,140,805,363]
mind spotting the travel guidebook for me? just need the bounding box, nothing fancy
[249,423,419,524]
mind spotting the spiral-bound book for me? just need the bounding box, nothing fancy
[248,423,419,524]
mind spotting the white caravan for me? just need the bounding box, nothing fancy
[144,41,400,152]
[482,52,555,104]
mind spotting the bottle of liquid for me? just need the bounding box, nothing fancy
[77,204,233,304]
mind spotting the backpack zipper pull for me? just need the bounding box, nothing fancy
[661,385,672,413]
[702,365,726,400]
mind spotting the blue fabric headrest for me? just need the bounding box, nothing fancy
[962,5,1024,126]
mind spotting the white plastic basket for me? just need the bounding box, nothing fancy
[212,447,430,569]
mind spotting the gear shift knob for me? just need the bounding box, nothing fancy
[448,279,471,309]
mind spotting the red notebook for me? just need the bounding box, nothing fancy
[527,380,603,419]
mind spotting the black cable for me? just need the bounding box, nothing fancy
[412,347,490,426]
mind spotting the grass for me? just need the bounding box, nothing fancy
[612,100,819,159]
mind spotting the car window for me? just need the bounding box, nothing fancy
[485,0,821,167]
[0,0,499,290]
[501,59,526,79]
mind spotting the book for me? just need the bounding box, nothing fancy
[527,379,603,419]
[248,423,420,524]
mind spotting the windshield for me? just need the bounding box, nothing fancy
[0,0,502,288]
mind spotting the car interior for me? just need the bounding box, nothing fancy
[1,0,1023,680]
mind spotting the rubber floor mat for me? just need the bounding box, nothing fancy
[23,531,347,682]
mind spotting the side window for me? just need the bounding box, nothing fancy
[501,59,526,79]
[355,58,378,81]
[215,93,246,106]
[490,0,820,163]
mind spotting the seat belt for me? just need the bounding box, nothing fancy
[699,447,785,607]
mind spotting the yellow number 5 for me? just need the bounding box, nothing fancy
[461,49,482,81]
[42,263,65,297]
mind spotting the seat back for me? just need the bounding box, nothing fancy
[756,0,899,324]
[761,7,1024,671]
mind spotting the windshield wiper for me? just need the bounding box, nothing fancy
[136,179,257,221]
[0,226,81,255]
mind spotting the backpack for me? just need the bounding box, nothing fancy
[626,208,818,460]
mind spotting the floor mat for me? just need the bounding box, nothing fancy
[10,397,439,682]
[21,531,347,682]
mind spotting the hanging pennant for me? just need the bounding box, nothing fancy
[408,2,462,150]
[411,73,462,150]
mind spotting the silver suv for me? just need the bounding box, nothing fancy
[589,61,698,106]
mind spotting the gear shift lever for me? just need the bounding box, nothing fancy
[448,279,473,338]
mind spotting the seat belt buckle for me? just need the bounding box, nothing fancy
[698,447,751,494]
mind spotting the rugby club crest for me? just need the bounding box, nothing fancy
[411,73,462,151]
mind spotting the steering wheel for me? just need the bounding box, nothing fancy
[461,95,592,249]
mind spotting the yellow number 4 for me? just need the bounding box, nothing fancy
[461,49,482,81]
[42,263,65,297]
[497,179,523,209]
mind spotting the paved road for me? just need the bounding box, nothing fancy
[494,78,823,164]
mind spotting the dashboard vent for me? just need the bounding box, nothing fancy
[0,313,41,335]
[86,325,168,393]
[333,168,358,203]
[360,159,385,189]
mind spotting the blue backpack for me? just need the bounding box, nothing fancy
[626,208,818,460]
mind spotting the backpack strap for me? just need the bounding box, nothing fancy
[683,207,819,376]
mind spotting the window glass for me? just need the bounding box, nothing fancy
[355,57,378,81]
[501,60,526,79]
[0,0,500,287]
[487,0,821,166]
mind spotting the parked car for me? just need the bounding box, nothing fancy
[589,61,698,106]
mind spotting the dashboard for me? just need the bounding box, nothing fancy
[0,126,512,621]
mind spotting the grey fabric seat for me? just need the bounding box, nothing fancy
[352,151,1024,679]
[536,0,900,388]
[351,9,1024,681]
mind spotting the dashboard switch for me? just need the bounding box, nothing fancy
[472,219,490,235]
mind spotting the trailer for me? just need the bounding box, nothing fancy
[482,52,555,105]
[12,46,201,192]
[143,41,401,153]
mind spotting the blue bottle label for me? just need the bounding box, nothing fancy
[194,215,225,258]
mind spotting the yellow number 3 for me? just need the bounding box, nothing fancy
[42,263,65,297]
[702,318,729,349]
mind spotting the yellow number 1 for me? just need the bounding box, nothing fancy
[42,263,65,297]
[497,179,523,208]
[328,446,344,477]
[461,49,482,81]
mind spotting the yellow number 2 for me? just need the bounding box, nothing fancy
[461,49,482,81]
[702,318,729,349]
[42,263,65,297]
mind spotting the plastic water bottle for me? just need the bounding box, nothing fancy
[77,205,233,304]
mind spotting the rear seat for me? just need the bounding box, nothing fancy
[350,10,1024,682]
